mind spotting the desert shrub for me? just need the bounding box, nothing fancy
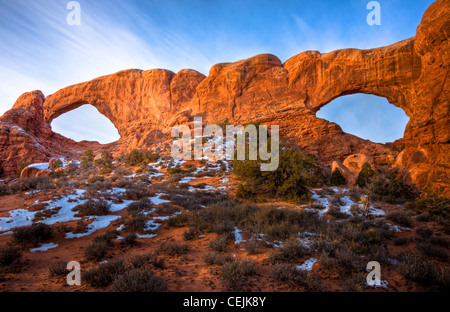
[48,260,69,276]
[270,263,294,283]
[239,259,258,276]
[84,239,111,261]
[74,220,88,234]
[13,223,53,247]
[0,247,23,270]
[373,226,395,241]
[406,193,449,220]
[416,212,432,222]
[436,267,450,290]
[368,244,391,265]
[124,187,149,200]
[76,199,111,217]
[208,235,229,252]
[393,236,408,246]
[220,261,244,291]
[397,251,436,285]
[333,245,365,272]
[120,233,138,248]
[113,167,133,178]
[123,214,148,234]
[130,254,149,269]
[16,162,30,177]
[81,149,94,168]
[330,168,347,186]
[125,149,159,166]
[51,159,63,169]
[416,227,433,240]
[369,168,418,204]
[0,183,8,196]
[233,148,324,203]
[430,237,449,248]
[271,263,322,291]
[87,180,113,192]
[8,176,54,193]
[83,259,126,287]
[386,210,412,227]
[126,199,152,217]
[167,167,186,175]
[167,214,189,228]
[183,228,197,241]
[158,242,189,256]
[191,201,324,242]
[245,239,264,255]
[110,268,168,292]
[84,231,117,261]
[341,272,367,292]
[154,204,180,217]
[236,184,254,200]
[327,205,348,219]
[269,239,308,264]
[149,253,166,269]
[356,163,375,188]
[417,242,448,261]
[88,175,105,183]
[203,252,234,265]
[95,151,113,174]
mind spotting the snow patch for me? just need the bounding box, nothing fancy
[296,258,318,271]
[30,243,58,253]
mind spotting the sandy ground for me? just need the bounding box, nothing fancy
[0,163,448,292]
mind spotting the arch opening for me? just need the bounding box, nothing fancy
[316,94,409,144]
[51,104,120,144]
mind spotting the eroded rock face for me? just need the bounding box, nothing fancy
[0,0,448,196]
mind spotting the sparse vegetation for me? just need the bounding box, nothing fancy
[271,263,322,291]
[330,168,347,186]
[13,223,53,247]
[83,258,126,287]
[221,259,257,291]
[158,241,189,256]
[109,268,168,292]
[76,199,111,217]
[356,163,375,188]
[84,231,117,261]
[124,149,160,166]
[368,168,418,204]
[0,247,23,272]
[234,148,324,203]
[48,260,69,276]
[386,210,412,228]
[397,251,436,286]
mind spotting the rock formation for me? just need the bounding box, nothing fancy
[0,0,448,196]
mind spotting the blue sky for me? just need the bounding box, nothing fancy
[0,0,434,144]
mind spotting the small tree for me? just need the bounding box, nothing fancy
[356,163,375,188]
[17,162,30,177]
[97,151,113,174]
[51,159,63,169]
[330,168,347,186]
[81,149,94,168]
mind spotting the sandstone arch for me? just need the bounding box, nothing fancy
[1,0,448,196]
[44,68,206,139]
